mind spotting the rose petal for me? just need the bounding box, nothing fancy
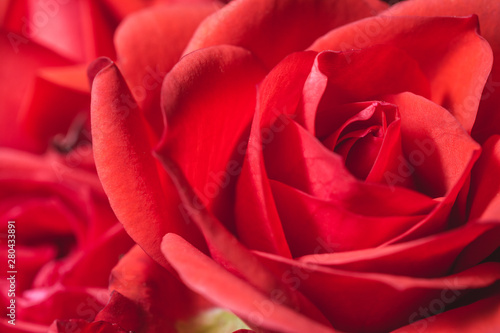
[114,3,220,135]
[298,46,430,136]
[16,285,109,325]
[0,29,70,151]
[18,66,90,152]
[263,117,436,215]
[90,59,206,268]
[157,45,267,231]
[154,154,331,326]
[467,135,500,220]
[235,51,317,257]
[255,252,500,332]
[33,223,133,288]
[379,92,481,244]
[297,221,500,278]
[102,245,212,332]
[386,0,500,142]
[0,319,47,333]
[162,233,337,333]
[392,293,500,333]
[269,179,425,257]
[48,319,128,333]
[3,0,115,62]
[310,15,493,133]
[184,0,386,69]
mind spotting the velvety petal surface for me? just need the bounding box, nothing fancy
[157,45,267,231]
[270,179,425,257]
[467,135,500,220]
[310,15,493,132]
[114,3,220,135]
[155,155,331,326]
[381,93,481,243]
[235,51,317,257]
[184,0,387,69]
[297,221,500,278]
[162,233,337,333]
[392,293,500,333]
[386,0,500,142]
[299,45,430,136]
[255,252,500,333]
[100,245,213,333]
[90,58,206,268]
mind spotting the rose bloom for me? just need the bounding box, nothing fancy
[88,0,500,332]
[0,0,216,331]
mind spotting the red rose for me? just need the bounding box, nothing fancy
[90,0,500,332]
[0,150,134,332]
[0,1,176,331]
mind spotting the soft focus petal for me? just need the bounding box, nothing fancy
[99,245,212,333]
[0,29,70,150]
[19,65,90,153]
[3,0,115,62]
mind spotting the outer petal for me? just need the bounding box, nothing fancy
[184,0,387,69]
[310,15,493,133]
[114,3,220,135]
[19,65,90,153]
[48,319,128,333]
[392,293,500,333]
[154,155,331,326]
[162,233,337,333]
[255,252,500,333]
[385,0,500,142]
[3,0,115,62]
[297,221,500,278]
[467,135,500,220]
[0,29,70,151]
[99,245,213,333]
[90,58,206,268]
[157,45,267,231]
